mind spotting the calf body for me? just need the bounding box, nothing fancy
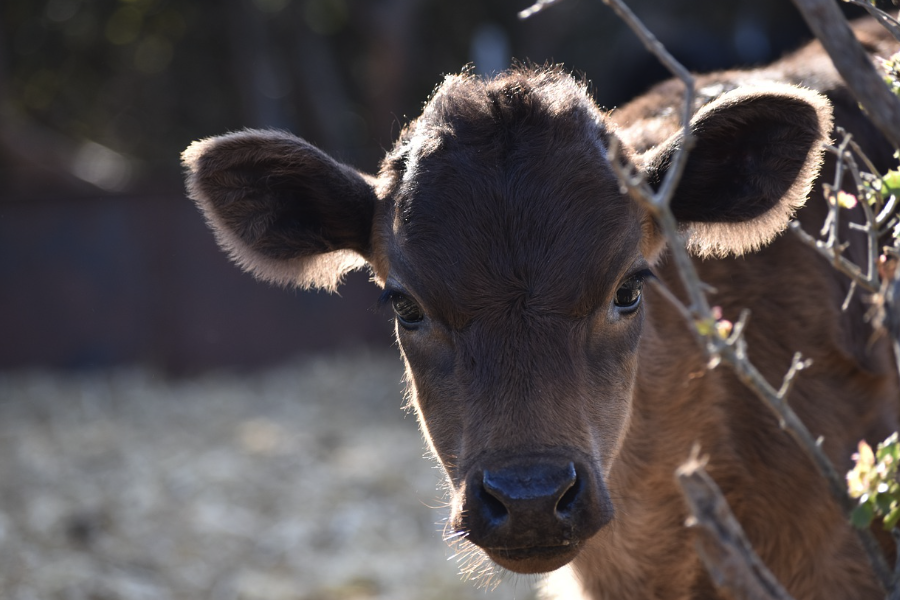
[183,19,899,600]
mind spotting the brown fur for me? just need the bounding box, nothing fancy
[183,19,900,600]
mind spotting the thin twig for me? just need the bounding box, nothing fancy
[703,325,893,592]
[848,136,883,181]
[790,223,880,291]
[648,278,709,353]
[879,194,900,231]
[841,143,882,285]
[790,0,900,150]
[676,450,796,600]
[843,0,900,43]
[791,132,885,294]
[517,0,565,19]
[775,353,812,401]
[842,279,859,312]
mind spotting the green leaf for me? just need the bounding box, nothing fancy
[884,505,900,530]
[881,170,900,201]
[851,501,876,529]
[875,434,900,476]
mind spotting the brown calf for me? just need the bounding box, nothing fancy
[183,19,899,600]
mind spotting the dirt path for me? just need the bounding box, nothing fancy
[0,351,537,600]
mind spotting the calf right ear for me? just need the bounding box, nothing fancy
[641,84,832,258]
[182,129,378,291]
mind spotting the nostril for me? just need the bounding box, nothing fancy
[555,475,581,516]
[476,476,509,526]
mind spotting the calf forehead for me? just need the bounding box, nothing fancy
[379,70,643,322]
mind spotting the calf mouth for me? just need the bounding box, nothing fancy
[484,542,582,574]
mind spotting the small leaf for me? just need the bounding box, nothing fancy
[695,318,714,337]
[881,170,900,200]
[876,435,900,469]
[885,506,900,530]
[852,501,876,529]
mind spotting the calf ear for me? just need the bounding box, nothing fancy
[182,129,377,291]
[642,84,833,257]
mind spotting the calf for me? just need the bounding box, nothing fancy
[183,19,899,600]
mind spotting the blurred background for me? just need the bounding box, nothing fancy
[0,0,868,373]
[0,0,870,599]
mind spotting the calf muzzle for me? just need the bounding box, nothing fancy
[457,451,612,573]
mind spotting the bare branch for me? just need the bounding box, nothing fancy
[790,0,900,150]
[599,0,696,211]
[848,136,884,180]
[517,0,566,19]
[790,222,881,292]
[603,5,895,592]
[676,451,796,600]
[522,0,897,593]
[842,279,858,311]
[791,131,886,294]
[878,193,899,231]
[702,312,893,591]
[843,0,900,43]
[775,353,812,401]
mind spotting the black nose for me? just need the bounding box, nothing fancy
[479,462,579,527]
[461,456,610,551]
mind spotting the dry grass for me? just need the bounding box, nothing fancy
[0,350,537,600]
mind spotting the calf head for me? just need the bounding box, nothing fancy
[183,68,832,575]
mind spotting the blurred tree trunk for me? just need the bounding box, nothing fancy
[226,0,292,130]
[293,28,353,154]
[356,0,422,149]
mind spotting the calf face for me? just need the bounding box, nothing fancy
[183,68,831,575]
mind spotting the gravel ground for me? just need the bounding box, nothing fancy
[0,350,538,600]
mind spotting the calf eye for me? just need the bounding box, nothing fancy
[614,270,651,314]
[390,293,425,328]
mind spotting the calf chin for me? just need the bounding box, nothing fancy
[452,450,613,574]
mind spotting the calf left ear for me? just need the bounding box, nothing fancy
[642,84,833,257]
[182,129,377,291]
